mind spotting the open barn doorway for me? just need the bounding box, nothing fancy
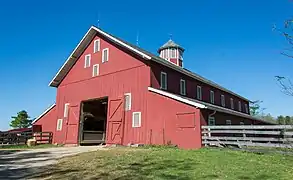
[79,97,108,145]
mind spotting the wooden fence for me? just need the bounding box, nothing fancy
[202,125,293,148]
[0,131,53,145]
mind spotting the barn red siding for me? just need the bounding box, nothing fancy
[54,34,151,145]
[150,61,250,114]
[33,106,57,142]
[146,91,202,149]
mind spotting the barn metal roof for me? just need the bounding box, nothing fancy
[49,26,250,102]
[148,87,274,124]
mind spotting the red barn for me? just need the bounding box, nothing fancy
[34,26,271,148]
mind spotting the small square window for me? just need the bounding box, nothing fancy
[221,95,225,107]
[210,90,214,104]
[240,121,244,125]
[92,64,99,77]
[226,120,231,125]
[197,86,202,100]
[180,79,186,95]
[208,117,215,126]
[230,98,234,109]
[132,112,141,128]
[56,119,63,131]
[124,93,131,111]
[102,48,109,63]
[64,103,69,118]
[84,54,91,68]
[160,72,167,90]
[94,39,100,53]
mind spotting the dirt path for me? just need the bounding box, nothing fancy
[0,146,105,179]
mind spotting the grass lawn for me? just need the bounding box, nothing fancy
[33,147,293,180]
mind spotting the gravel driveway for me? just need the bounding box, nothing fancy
[0,146,105,179]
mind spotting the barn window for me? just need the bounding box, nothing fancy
[64,103,70,118]
[92,64,99,77]
[208,117,215,126]
[94,39,100,53]
[240,121,244,125]
[124,93,131,111]
[170,48,176,58]
[197,86,202,100]
[238,101,242,111]
[160,72,167,90]
[84,54,91,68]
[221,95,225,107]
[230,98,234,109]
[226,120,231,125]
[180,79,186,95]
[56,119,63,131]
[245,104,249,113]
[132,112,141,128]
[102,48,109,63]
[210,90,214,104]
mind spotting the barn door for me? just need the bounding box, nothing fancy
[106,97,125,144]
[65,104,80,144]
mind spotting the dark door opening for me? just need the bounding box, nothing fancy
[80,97,108,145]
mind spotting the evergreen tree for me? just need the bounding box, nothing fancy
[10,110,32,128]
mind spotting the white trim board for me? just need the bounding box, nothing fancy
[32,103,56,124]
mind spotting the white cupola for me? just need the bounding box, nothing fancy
[158,39,184,67]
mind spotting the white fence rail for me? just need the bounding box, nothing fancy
[201,125,293,148]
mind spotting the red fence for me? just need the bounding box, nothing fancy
[0,131,53,145]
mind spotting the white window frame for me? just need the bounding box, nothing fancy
[92,64,99,77]
[238,101,242,111]
[124,93,131,111]
[94,39,100,53]
[64,103,70,118]
[230,98,234,110]
[102,48,109,63]
[210,90,214,104]
[56,119,63,131]
[180,79,186,95]
[197,86,202,100]
[226,120,232,125]
[245,104,248,113]
[160,72,167,90]
[84,54,91,68]
[221,95,225,107]
[240,121,244,125]
[170,48,176,58]
[132,112,141,128]
[208,117,215,126]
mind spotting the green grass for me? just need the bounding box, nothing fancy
[31,147,293,180]
[0,144,61,149]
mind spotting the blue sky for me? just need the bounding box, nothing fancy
[0,0,292,130]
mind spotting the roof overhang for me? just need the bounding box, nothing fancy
[148,87,272,124]
[32,103,56,124]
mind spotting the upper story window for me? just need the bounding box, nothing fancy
[84,54,91,68]
[245,103,249,114]
[92,64,99,77]
[230,98,234,110]
[238,101,242,112]
[64,103,70,118]
[210,90,214,104]
[160,72,167,90]
[94,39,100,53]
[221,95,225,107]
[180,79,186,95]
[102,48,109,63]
[197,86,202,100]
[170,48,176,58]
[226,120,232,125]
